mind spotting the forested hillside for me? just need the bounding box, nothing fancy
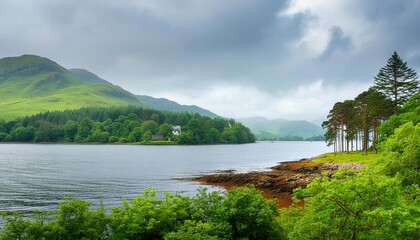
[0,106,254,144]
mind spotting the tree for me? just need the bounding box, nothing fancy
[140,120,158,135]
[157,123,173,138]
[75,118,94,141]
[34,120,63,142]
[354,89,393,154]
[374,51,419,114]
[202,128,222,144]
[63,120,78,142]
[10,126,36,142]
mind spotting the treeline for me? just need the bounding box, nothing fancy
[323,51,419,154]
[0,106,255,144]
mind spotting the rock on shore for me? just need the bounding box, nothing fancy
[190,158,368,208]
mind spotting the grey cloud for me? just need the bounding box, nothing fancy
[319,26,352,60]
[0,0,419,99]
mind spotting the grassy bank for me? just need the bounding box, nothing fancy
[312,151,380,164]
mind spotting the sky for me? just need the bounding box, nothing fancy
[1,0,420,121]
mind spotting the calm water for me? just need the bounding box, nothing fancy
[0,142,330,213]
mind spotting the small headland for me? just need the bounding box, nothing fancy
[190,152,372,208]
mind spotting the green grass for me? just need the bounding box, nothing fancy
[0,83,145,120]
[312,151,380,165]
[0,55,146,121]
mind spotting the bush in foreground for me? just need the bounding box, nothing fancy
[0,187,280,240]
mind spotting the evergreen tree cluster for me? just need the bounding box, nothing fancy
[323,51,419,154]
[0,106,255,144]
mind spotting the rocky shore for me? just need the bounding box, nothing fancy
[190,157,368,208]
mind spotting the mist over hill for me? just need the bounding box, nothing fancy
[238,117,325,141]
[137,95,219,118]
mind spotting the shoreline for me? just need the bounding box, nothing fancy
[189,158,322,208]
[189,156,366,208]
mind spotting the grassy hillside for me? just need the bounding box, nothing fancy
[137,95,219,118]
[69,68,111,84]
[238,117,325,140]
[0,55,146,121]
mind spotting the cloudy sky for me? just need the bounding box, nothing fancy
[1,0,420,121]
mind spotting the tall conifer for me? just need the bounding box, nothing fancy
[374,51,419,114]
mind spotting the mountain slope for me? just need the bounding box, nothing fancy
[0,55,146,121]
[69,69,219,118]
[238,117,325,140]
[137,95,219,118]
[69,68,111,84]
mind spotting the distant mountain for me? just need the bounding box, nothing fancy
[311,118,326,127]
[0,55,146,120]
[137,95,219,118]
[238,117,325,140]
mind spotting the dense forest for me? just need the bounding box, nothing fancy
[0,106,255,144]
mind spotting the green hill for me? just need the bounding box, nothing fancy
[0,55,146,121]
[238,117,325,140]
[69,68,111,84]
[137,95,219,118]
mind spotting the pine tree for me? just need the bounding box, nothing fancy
[374,51,419,114]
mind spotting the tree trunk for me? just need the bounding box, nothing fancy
[364,128,369,155]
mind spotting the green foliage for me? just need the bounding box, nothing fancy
[10,125,35,142]
[0,187,280,240]
[140,120,158,135]
[63,120,78,141]
[109,189,192,239]
[157,123,173,138]
[379,104,420,142]
[379,122,420,186]
[142,130,153,142]
[202,128,223,144]
[34,120,63,142]
[0,196,109,240]
[281,169,420,239]
[222,187,280,240]
[163,220,219,240]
